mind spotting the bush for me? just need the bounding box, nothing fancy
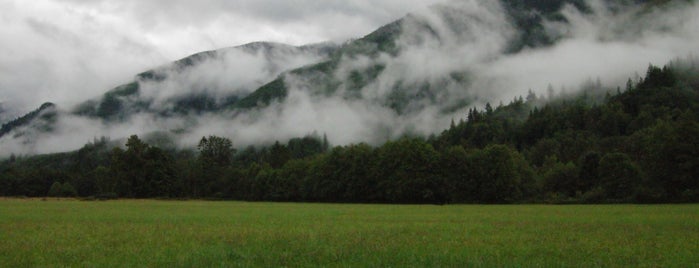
[47,182,62,197]
[61,182,78,197]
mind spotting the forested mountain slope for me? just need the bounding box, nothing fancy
[2,59,697,203]
[0,0,696,158]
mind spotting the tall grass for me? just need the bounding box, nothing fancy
[1,199,697,267]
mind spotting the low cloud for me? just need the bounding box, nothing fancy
[2,0,699,157]
[477,0,699,100]
[0,0,443,111]
[138,44,329,110]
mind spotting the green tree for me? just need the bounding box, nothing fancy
[597,104,631,137]
[269,141,291,169]
[540,157,578,199]
[527,138,561,167]
[273,159,310,201]
[198,136,234,166]
[60,182,78,197]
[287,135,324,159]
[125,135,148,156]
[144,147,176,197]
[110,135,176,198]
[598,153,642,202]
[374,138,444,204]
[48,181,62,197]
[195,136,235,197]
[468,145,535,203]
[307,143,377,202]
[92,166,115,195]
[577,151,601,193]
[635,119,699,202]
[440,146,476,203]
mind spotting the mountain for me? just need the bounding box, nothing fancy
[73,0,600,119]
[0,102,57,139]
[71,41,338,120]
[229,0,661,113]
[232,1,569,112]
[0,0,693,156]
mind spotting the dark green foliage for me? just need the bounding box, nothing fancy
[47,181,77,197]
[501,0,591,52]
[96,82,139,119]
[223,6,434,111]
[357,19,402,55]
[598,153,642,202]
[234,78,287,109]
[91,166,115,196]
[1,61,698,204]
[60,182,78,197]
[374,138,444,204]
[502,0,589,14]
[0,102,56,138]
[198,136,234,167]
[577,151,602,194]
[110,135,176,198]
[47,182,62,197]
[631,119,699,202]
[440,146,476,203]
[347,65,386,96]
[287,134,327,159]
[172,94,230,115]
[305,143,378,202]
[268,142,291,169]
[540,158,578,199]
[467,145,535,203]
[193,136,235,198]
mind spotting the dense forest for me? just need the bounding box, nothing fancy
[1,61,698,204]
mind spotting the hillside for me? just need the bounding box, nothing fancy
[0,103,56,139]
[0,0,695,157]
[72,41,338,120]
[2,59,698,203]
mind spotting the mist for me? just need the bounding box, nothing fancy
[2,0,699,157]
[138,43,330,109]
[0,0,443,111]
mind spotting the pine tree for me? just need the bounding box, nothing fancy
[48,182,62,197]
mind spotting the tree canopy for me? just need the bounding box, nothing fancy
[1,61,698,203]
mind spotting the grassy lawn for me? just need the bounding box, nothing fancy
[0,199,697,267]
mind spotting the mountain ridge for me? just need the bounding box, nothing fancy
[0,0,690,155]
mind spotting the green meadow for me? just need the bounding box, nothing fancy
[1,199,697,267]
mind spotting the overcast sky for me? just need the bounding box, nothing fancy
[0,0,443,111]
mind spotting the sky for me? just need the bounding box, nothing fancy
[0,0,443,111]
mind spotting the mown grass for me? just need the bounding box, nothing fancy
[0,199,697,267]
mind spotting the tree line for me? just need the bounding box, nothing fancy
[1,62,698,203]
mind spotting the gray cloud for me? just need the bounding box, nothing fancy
[478,0,699,101]
[138,43,329,110]
[2,0,699,157]
[0,0,443,111]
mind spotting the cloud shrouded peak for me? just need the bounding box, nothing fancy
[0,0,444,110]
[2,0,699,157]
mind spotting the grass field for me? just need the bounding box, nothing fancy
[0,199,698,267]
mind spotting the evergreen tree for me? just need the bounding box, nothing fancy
[598,153,642,202]
[198,136,234,166]
[60,182,78,197]
[48,181,62,197]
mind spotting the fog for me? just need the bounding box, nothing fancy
[0,0,443,111]
[138,43,330,109]
[2,0,699,157]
